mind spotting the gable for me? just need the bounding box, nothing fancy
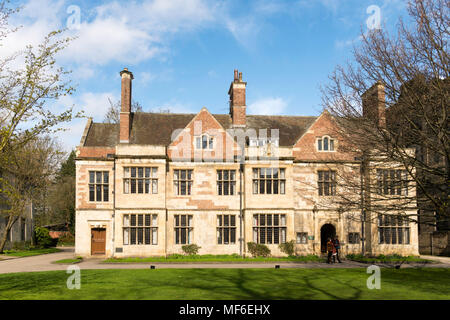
[293,111,357,162]
[167,108,240,161]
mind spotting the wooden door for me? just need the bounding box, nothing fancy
[91,228,106,255]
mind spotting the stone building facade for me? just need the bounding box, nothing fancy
[75,69,419,258]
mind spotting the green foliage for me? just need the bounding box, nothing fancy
[247,242,271,257]
[34,227,56,248]
[58,150,76,179]
[181,244,201,255]
[57,232,74,246]
[279,240,295,256]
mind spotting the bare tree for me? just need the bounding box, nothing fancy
[321,0,449,234]
[103,98,144,124]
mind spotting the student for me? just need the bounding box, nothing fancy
[326,238,334,264]
[332,235,342,263]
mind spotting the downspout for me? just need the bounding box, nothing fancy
[360,158,365,256]
[111,156,116,258]
[239,162,244,257]
[165,157,168,257]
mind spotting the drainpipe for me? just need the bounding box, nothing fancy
[111,155,116,258]
[239,162,244,257]
[360,159,365,256]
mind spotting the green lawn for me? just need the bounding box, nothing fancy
[0,248,61,257]
[103,254,324,263]
[52,257,83,264]
[0,268,448,300]
[346,254,432,264]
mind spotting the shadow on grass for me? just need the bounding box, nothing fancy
[0,268,449,300]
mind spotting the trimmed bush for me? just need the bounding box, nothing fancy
[35,227,56,248]
[182,244,201,255]
[247,242,271,257]
[279,240,295,256]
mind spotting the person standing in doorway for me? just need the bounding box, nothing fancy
[326,238,334,264]
[332,235,342,263]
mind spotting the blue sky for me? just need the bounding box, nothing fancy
[5,0,408,151]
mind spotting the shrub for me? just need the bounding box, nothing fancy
[279,240,295,256]
[35,227,55,248]
[57,232,75,245]
[247,242,271,257]
[182,244,201,255]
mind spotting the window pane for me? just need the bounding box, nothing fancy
[96,172,102,183]
[280,181,285,194]
[152,167,157,178]
[138,228,143,244]
[145,228,150,245]
[89,172,95,183]
[324,137,329,151]
[152,215,157,226]
[138,179,143,193]
[230,215,235,226]
[123,228,129,245]
[152,228,157,245]
[131,167,136,178]
[318,139,322,151]
[231,228,236,243]
[145,167,150,178]
[131,179,136,193]
[152,180,158,194]
[89,185,95,201]
[103,185,109,202]
[123,215,129,227]
[131,228,136,245]
[145,179,150,194]
[96,185,102,201]
[330,139,334,151]
[103,172,109,183]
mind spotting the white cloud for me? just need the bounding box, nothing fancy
[248,97,288,115]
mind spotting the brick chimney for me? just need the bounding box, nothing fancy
[362,80,386,128]
[228,69,247,127]
[119,68,133,143]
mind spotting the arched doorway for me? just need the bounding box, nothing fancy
[320,224,336,253]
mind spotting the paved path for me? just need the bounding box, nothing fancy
[0,247,448,274]
[420,255,450,265]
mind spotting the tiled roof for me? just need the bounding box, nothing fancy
[83,112,317,147]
